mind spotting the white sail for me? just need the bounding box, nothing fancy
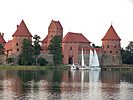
[89,50,94,66]
[93,50,99,66]
[81,48,84,66]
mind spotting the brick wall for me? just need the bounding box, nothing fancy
[12,36,32,54]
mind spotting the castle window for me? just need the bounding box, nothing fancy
[107,45,109,48]
[110,51,112,53]
[114,45,116,48]
[16,43,18,46]
[70,47,72,50]
[116,51,118,53]
[17,49,19,51]
[104,51,106,53]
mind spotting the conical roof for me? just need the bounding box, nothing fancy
[12,20,32,37]
[102,25,121,40]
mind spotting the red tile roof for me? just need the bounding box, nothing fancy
[0,33,6,43]
[102,25,121,40]
[48,20,63,30]
[41,35,48,43]
[63,32,91,43]
[4,40,12,51]
[12,20,32,37]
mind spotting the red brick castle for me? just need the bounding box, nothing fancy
[2,19,122,65]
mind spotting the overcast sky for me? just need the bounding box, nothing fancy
[0,0,133,48]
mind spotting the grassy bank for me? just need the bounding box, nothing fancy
[0,65,70,70]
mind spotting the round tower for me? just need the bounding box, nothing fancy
[102,25,122,65]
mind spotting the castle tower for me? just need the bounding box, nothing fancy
[12,20,32,54]
[47,20,63,47]
[102,25,122,65]
[0,32,6,46]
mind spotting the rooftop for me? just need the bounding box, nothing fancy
[102,25,121,40]
[63,32,91,43]
[12,20,32,37]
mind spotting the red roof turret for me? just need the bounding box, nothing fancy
[102,25,121,41]
[12,20,32,37]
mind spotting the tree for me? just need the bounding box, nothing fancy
[47,35,63,67]
[0,43,5,55]
[17,38,34,65]
[6,57,13,64]
[37,57,48,66]
[33,35,42,65]
[91,43,102,48]
[121,41,133,64]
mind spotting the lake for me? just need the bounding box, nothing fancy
[0,69,133,100]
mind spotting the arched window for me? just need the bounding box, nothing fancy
[17,48,19,51]
[110,51,112,53]
[107,45,109,48]
[114,45,116,48]
[116,51,118,53]
[16,43,18,46]
[70,47,72,50]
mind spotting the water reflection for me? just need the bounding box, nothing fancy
[0,69,133,100]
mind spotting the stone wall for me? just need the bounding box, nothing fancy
[7,53,53,64]
[0,55,6,64]
[38,53,53,63]
[102,55,122,66]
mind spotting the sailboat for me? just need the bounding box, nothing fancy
[79,48,86,69]
[89,49,101,70]
[70,63,77,70]
[79,48,91,70]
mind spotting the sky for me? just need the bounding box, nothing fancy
[0,0,133,48]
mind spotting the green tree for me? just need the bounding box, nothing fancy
[33,35,42,65]
[17,38,34,65]
[0,43,5,55]
[91,43,102,48]
[47,35,63,67]
[125,41,133,64]
[6,57,13,64]
[37,57,48,66]
[121,41,133,64]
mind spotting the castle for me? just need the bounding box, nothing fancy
[1,19,122,65]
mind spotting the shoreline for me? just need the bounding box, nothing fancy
[0,65,70,70]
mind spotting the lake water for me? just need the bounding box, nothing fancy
[0,69,133,100]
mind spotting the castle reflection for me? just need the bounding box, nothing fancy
[0,69,133,100]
